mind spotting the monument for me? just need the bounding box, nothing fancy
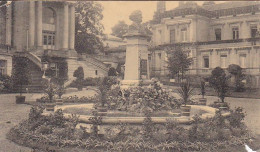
[121,10,151,87]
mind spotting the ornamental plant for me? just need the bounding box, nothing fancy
[43,82,57,103]
[177,80,194,106]
[73,66,84,90]
[12,57,30,96]
[227,64,245,92]
[209,67,230,102]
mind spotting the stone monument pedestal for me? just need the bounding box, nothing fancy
[120,10,152,88]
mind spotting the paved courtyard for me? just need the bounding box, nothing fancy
[0,90,259,151]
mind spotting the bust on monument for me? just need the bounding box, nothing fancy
[127,10,147,35]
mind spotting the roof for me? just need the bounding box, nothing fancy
[202,1,260,11]
[103,35,124,42]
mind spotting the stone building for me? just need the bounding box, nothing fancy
[0,1,108,91]
[150,1,260,87]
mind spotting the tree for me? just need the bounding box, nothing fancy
[108,67,117,76]
[75,1,104,54]
[167,47,193,81]
[73,67,84,90]
[12,57,30,96]
[111,21,128,38]
[227,64,245,92]
[209,67,230,103]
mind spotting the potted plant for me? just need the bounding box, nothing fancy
[177,80,194,116]
[209,67,229,111]
[12,57,30,104]
[199,80,207,105]
[44,82,56,111]
[56,84,65,105]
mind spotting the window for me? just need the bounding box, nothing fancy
[181,28,187,42]
[158,53,161,59]
[215,28,221,40]
[239,54,246,68]
[95,70,98,75]
[220,55,227,68]
[170,29,175,43]
[251,25,258,38]
[43,31,55,47]
[0,60,7,76]
[43,35,48,45]
[203,56,209,68]
[232,27,239,39]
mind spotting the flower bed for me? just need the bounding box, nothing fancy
[7,106,255,152]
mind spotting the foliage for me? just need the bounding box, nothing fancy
[227,64,245,92]
[105,83,180,113]
[56,84,65,99]
[108,67,117,76]
[43,82,57,103]
[8,105,250,152]
[167,47,193,80]
[0,74,13,92]
[12,57,30,95]
[73,67,84,90]
[89,111,102,138]
[228,107,246,128]
[177,80,194,106]
[111,20,129,38]
[75,1,104,54]
[73,66,84,80]
[209,67,230,102]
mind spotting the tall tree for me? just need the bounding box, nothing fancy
[111,21,128,38]
[167,47,193,80]
[75,1,104,54]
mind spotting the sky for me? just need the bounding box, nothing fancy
[99,1,220,34]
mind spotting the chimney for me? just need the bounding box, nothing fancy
[157,1,166,13]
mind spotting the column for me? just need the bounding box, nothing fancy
[36,1,42,48]
[29,1,35,48]
[5,3,12,45]
[62,3,69,50]
[69,5,75,50]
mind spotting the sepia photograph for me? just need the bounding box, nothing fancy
[0,0,260,151]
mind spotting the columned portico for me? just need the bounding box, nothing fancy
[29,1,35,48]
[62,3,69,50]
[36,1,42,49]
[69,5,75,50]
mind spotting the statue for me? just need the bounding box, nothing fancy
[128,10,146,35]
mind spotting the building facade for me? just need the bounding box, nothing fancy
[0,1,108,91]
[150,1,260,87]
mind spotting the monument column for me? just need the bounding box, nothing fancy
[36,1,42,49]
[29,1,35,48]
[69,4,75,50]
[62,3,69,50]
[121,10,151,87]
[5,3,12,46]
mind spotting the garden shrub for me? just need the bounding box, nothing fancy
[104,83,180,114]
[7,104,251,151]
[228,64,245,92]
[209,67,230,102]
[0,74,13,93]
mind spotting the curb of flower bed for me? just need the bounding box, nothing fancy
[42,105,230,125]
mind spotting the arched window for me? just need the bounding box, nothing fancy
[43,7,55,24]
